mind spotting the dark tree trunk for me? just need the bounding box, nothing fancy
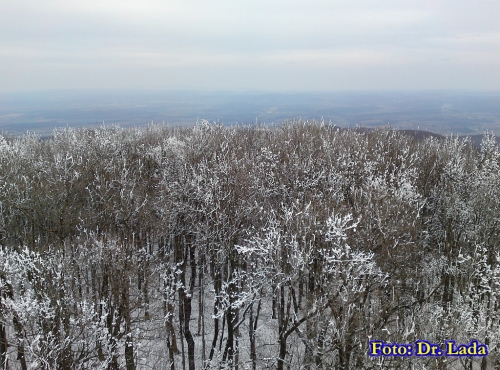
[123,288,136,370]
[208,272,222,364]
[184,244,196,370]
[249,299,261,370]
[176,238,196,370]
[5,279,27,370]
[277,286,287,370]
[0,323,7,370]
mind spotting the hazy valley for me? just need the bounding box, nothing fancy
[2,90,500,137]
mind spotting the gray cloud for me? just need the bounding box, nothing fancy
[1,0,500,92]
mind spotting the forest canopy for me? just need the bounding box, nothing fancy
[0,120,499,369]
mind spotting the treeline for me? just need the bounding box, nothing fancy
[0,120,499,369]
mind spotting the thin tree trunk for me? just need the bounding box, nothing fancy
[4,279,26,370]
[249,299,261,370]
[176,239,186,370]
[198,255,206,366]
[167,337,175,370]
[0,322,7,370]
[249,304,255,370]
[177,238,195,370]
[184,244,196,370]
[277,286,287,370]
[208,272,222,364]
[123,287,136,370]
[0,276,9,370]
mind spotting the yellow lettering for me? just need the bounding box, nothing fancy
[370,341,382,356]
[467,341,477,355]
[446,341,459,355]
[416,341,430,355]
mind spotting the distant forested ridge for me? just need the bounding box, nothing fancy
[0,120,499,369]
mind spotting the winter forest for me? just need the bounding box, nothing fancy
[1,119,500,370]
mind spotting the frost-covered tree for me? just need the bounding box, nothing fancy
[0,122,499,369]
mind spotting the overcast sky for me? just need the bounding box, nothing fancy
[2,0,500,93]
